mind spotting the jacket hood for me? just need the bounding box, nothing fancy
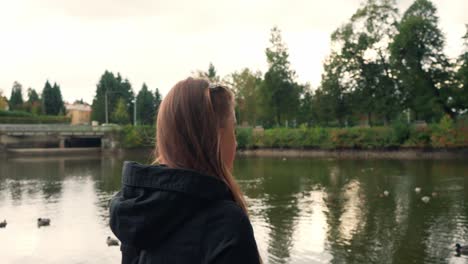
[109,161,233,250]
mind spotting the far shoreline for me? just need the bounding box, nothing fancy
[1,147,468,159]
[236,148,468,159]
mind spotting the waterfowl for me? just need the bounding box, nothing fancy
[414,187,421,194]
[383,190,390,197]
[421,196,430,203]
[0,220,6,228]
[37,218,51,227]
[456,244,468,256]
[431,192,438,197]
[107,236,119,246]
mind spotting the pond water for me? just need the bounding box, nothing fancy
[0,153,467,264]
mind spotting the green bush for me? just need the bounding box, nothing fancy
[0,110,34,117]
[403,127,432,147]
[430,116,467,148]
[117,124,468,149]
[233,125,468,150]
[236,127,253,149]
[120,125,155,148]
[0,110,70,124]
[0,115,70,124]
[392,119,410,144]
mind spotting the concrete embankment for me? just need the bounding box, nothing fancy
[237,148,468,159]
[3,147,467,159]
[5,147,102,156]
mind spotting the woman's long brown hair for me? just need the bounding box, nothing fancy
[154,77,248,214]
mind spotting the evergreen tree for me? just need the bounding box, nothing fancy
[390,0,454,121]
[27,88,40,103]
[9,81,24,111]
[52,82,65,115]
[259,26,301,127]
[112,98,130,125]
[136,83,155,125]
[42,81,54,115]
[91,70,134,124]
[26,88,41,114]
[154,88,162,121]
[297,84,314,126]
[194,62,220,82]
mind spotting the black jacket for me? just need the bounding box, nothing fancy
[110,161,260,264]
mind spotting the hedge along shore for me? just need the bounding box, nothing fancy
[236,148,468,159]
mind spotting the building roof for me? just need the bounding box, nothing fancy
[65,103,92,112]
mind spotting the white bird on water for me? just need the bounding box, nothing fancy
[415,187,421,194]
[383,190,390,197]
[421,196,430,203]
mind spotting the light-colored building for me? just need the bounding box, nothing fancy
[65,103,92,125]
[0,96,8,111]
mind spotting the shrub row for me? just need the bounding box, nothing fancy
[236,124,467,150]
[119,125,156,148]
[117,117,468,149]
[0,116,70,124]
[0,110,70,124]
[0,110,35,117]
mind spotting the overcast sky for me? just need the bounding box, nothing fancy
[0,0,466,103]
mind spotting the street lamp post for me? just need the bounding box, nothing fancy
[134,96,137,126]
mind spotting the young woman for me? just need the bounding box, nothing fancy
[110,78,261,263]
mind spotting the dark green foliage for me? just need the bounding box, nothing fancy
[297,85,314,126]
[119,125,155,148]
[112,98,130,125]
[41,81,64,115]
[41,81,53,114]
[259,27,302,127]
[0,110,70,124]
[453,25,468,113]
[390,0,454,121]
[52,83,65,115]
[9,81,24,111]
[91,70,135,124]
[0,110,33,117]
[391,118,411,144]
[154,88,162,121]
[136,83,155,125]
[231,68,262,126]
[27,88,40,103]
[317,0,401,126]
[236,127,253,149]
[195,62,220,82]
[207,63,218,82]
[234,126,467,150]
[316,54,352,126]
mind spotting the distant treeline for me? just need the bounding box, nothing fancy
[222,0,468,128]
[2,0,467,128]
[1,80,66,116]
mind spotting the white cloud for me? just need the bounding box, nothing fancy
[0,0,466,103]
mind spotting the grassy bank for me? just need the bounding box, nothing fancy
[237,123,467,150]
[118,117,468,150]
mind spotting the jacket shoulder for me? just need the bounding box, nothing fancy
[202,200,259,264]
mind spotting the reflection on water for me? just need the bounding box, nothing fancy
[0,154,467,263]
